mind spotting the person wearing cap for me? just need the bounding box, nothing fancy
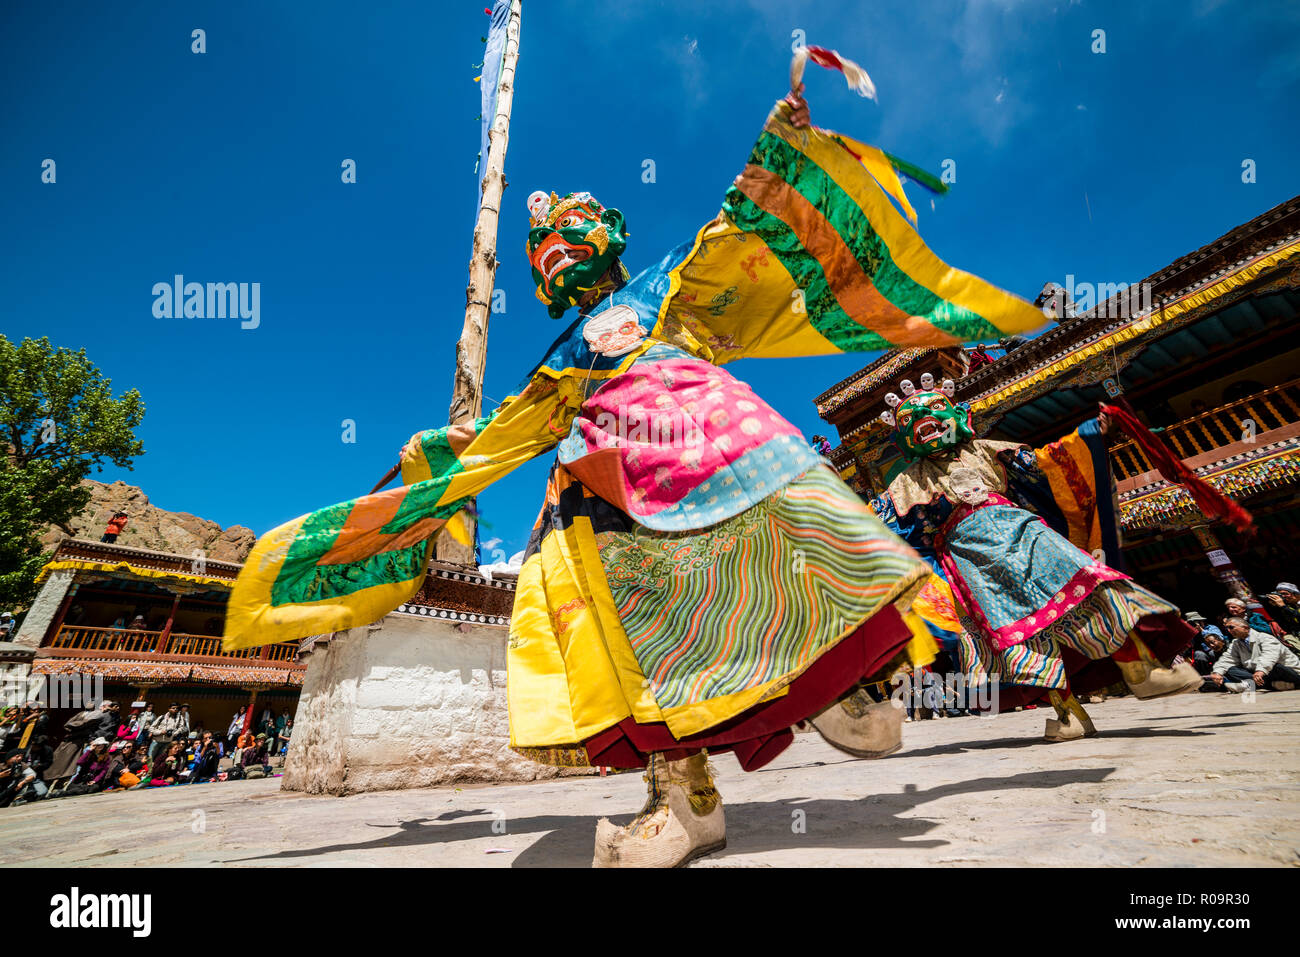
[0,612,14,639]
[101,510,129,543]
[1184,613,1226,676]
[238,733,272,777]
[1264,583,1300,636]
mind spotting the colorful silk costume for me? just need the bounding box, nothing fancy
[870,391,1194,708]
[225,100,1045,769]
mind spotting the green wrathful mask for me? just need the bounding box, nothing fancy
[893,389,974,460]
[526,190,628,319]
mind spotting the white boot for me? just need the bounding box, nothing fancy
[592,752,725,868]
[1043,690,1098,742]
[1123,660,1203,700]
[809,689,904,759]
[1044,713,1095,742]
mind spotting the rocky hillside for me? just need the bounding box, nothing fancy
[41,480,255,563]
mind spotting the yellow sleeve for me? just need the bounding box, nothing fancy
[224,374,582,649]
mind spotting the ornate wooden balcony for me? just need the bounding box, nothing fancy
[49,625,297,660]
[37,625,305,687]
[1110,377,1300,483]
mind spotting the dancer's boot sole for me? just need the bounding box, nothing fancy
[819,738,904,760]
[675,838,727,867]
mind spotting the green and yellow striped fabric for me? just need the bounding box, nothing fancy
[658,101,1045,363]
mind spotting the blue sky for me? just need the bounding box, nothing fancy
[3,0,1298,561]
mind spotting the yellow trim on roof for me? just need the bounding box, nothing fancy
[35,559,235,591]
[970,240,1300,414]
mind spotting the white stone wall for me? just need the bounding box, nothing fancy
[15,568,75,648]
[282,613,571,794]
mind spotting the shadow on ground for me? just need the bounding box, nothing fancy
[880,724,1215,762]
[230,765,1115,868]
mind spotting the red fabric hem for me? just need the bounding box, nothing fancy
[581,604,913,771]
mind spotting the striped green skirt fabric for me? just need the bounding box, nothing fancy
[596,466,925,711]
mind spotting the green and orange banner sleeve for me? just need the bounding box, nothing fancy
[224,376,582,649]
[660,101,1045,363]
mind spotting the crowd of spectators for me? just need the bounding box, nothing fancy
[1182,582,1300,693]
[0,698,294,808]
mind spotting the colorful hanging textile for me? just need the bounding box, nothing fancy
[475,0,511,187]
[1102,400,1254,535]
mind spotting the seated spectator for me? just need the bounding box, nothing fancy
[186,733,221,784]
[241,733,268,766]
[1194,632,1226,676]
[0,612,14,639]
[1185,612,1227,675]
[104,742,147,790]
[1206,617,1300,693]
[240,733,272,777]
[147,740,188,787]
[1223,597,1274,637]
[63,738,115,796]
[0,749,39,807]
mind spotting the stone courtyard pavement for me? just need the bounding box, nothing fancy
[4,692,1298,867]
